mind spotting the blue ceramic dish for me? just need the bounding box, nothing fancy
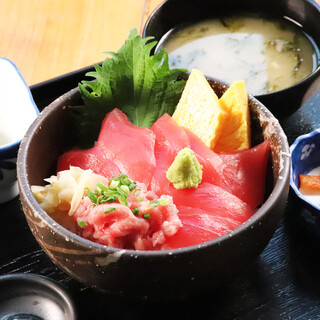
[290,129,320,234]
[0,58,39,203]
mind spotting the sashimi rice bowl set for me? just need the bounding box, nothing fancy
[17,29,290,299]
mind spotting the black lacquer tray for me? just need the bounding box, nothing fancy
[1,66,320,319]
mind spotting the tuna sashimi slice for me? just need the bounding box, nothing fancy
[97,109,156,187]
[151,114,224,194]
[157,181,253,249]
[152,114,190,156]
[164,205,243,249]
[166,182,253,221]
[150,114,191,194]
[183,128,223,186]
[219,140,270,209]
[57,145,121,180]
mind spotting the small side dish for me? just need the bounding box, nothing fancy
[291,129,320,210]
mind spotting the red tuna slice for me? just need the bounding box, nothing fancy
[152,114,190,155]
[150,114,224,194]
[183,128,223,186]
[150,114,190,194]
[219,140,271,209]
[57,145,121,179]
[167,182,253,221]
[164,205,243,249]
[97,108,156,187]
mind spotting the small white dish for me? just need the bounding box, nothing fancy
[0,58,39,203]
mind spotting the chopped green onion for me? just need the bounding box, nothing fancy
[139,197,144,202]
[97,195,105,204]
[129,182,137,191]
[106,196,117,203]
[142,213,151,220]
[87,190,98,205]
[104,207,116,214]
[133,188,141,197]
[86,174,138,207]
[123,177,132,185]
[120,185,130,196]
[109,180,119,189]
[117,187,128,205]
[150,200,160,207]
[146,200,160,209]
[96,182,108,191]
[132,208,139,216]
[159,198,170,206]
[78,221,88,228]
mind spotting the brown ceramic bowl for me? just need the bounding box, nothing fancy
[17,78,290,301]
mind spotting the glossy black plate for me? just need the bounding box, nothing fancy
[1,66,320,319]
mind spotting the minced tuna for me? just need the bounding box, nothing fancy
[73,182,182,250]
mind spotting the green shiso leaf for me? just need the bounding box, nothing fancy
[69,28,187,148]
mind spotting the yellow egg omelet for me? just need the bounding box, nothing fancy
[214,80,251,153]
[172,69,228,150]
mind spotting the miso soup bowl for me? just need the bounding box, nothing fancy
[17,78,290,301]
[143,0,320,120]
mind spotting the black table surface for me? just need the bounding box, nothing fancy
[1,68,320,319]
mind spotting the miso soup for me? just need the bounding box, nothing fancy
[159,15,320,95]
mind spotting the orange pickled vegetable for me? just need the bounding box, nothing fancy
[299,174,320,191]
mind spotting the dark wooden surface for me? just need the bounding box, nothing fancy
[1,69,320,319]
